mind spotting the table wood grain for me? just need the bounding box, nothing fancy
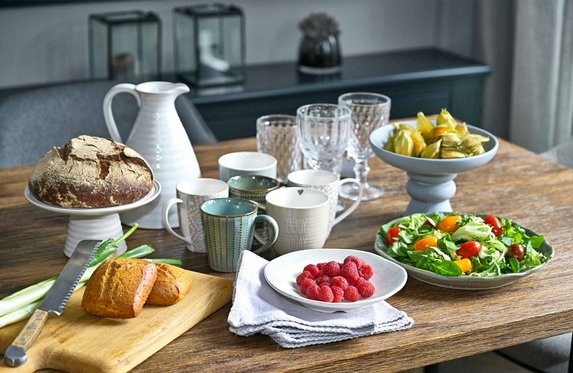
[1,133,572,372]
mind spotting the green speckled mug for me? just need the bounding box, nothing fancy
[227,175,281,205]
[201,198,279,272]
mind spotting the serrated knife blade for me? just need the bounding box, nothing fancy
[3,240,100,367]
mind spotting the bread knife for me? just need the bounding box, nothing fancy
[3,240,100,367]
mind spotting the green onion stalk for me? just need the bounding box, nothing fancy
[0,224,181,328]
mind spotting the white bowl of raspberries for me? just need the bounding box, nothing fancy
[264,249,408,313]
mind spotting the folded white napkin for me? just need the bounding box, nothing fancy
[228,250,414,348]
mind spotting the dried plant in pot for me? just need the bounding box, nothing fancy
[297,13,341,75]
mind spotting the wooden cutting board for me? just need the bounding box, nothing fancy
[0,271,233,373]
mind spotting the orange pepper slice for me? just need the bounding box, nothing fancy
[438,215,462,233]
[413,236,438,251]
[455,258,472,273]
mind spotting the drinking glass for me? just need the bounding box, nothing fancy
[338,92,391,201]
[256,114,302,183]
[296,104,351,175]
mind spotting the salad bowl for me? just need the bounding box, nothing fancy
[374,214,553,290]
[369,120,498,215]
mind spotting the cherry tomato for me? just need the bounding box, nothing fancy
[413,236,438,251]
[507,243,525,261]
[455,258,472,273]
[484,215,503,237]
[438,215,461,233]
[386,226,401,245]
[456,241,482,259]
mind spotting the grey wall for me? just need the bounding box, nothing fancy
[0,0,475,89]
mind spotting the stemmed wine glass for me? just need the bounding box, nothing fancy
[297,104,351,175]
[338,92,391,201]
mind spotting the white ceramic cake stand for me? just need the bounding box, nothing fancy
[369,122,498,215]
[25,181,161,257]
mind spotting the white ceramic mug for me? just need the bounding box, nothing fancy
[218,152,277,182]
[287,169,363,232]
[264,187,331,256]
[162,178,228,252]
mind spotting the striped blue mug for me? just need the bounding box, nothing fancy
[201,198,279,272]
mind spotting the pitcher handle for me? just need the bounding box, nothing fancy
[332,178,363,226]
[103,83,140,143]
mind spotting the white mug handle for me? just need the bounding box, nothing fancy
[161,198,192,245]
[251,215,279,255]
[248,201,268,244]
[332,178,363,226]
[103,83,141,143]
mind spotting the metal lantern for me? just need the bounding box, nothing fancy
[89,11,161,80]
[174,4,245,87]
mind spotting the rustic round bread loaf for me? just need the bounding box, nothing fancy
[28,135,154,208]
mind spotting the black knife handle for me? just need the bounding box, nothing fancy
[4,309,48,367]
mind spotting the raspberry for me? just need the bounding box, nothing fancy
[330,276,349,290]
[306,284,320,300]
[344,286,360,302]
[303,264,320,278]
[360,264,374,280]
[344,255,365,268]
[340,261,359,283]
[331,286,344,302]
[318,285,334,302]
[321,261,341,277]
[353,277,368,288]
[300,278,315,295]
[358,282,375,298]
[297,258,375,302]
[296,271,313,286]
[315,275,331,286]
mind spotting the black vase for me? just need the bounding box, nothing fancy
[297,34,341,75]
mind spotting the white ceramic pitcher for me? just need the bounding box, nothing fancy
[103,81,201,229]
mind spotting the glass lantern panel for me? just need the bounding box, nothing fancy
[174,5,244,87]
[90,19,108,79]
[89,11,160,80]
[222,15,242,68]
[140,22,159,80]
[197,17,223,72]
[174,11,196,76]
[110,23,141,79]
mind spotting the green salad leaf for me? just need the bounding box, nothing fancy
[451,220,493,241]
[380,213,551,277]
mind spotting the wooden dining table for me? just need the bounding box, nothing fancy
[0,130,572,372]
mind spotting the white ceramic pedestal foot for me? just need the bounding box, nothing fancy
[64,214,127,257]
[25,181,161,257]
[405,173,457,215]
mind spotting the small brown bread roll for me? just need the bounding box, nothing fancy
[146,263,193,306]
[82,259,157,319]
[28,135,153,208]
